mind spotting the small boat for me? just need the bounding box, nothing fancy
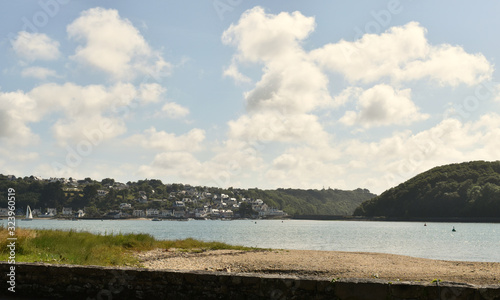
[152,218,161,221]
[22,205,33,221]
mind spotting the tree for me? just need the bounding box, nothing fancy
[82,184,99,206]
[40,182,66,208]
[101,178,115,187]
[238,202,257,218]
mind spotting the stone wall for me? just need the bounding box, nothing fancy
[1,262,499,299]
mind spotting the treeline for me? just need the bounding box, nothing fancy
[241,188,375,216]
[354,161,500,218]
[0,175,375,216]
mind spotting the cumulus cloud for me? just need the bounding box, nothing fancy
[222,7,333,146]
[265,145,344,189]
[340,84,429,128]
[228,111,329,145]
[127,127,205,152]
[28,82,146,146]
[223,60,251,84]
[12,31,60,62]
[160,102,190,119]
[310,22,493,86]
[222,7,315,63]
[21,66,58,79]
[0,90,40,146]
[138,83,165,103]
[67,7,171,81]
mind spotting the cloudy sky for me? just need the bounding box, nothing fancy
[1,1,499,194]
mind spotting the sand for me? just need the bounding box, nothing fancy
[135,248,500,285]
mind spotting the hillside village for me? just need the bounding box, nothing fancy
[1,175,288,220]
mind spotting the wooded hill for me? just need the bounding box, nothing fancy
[354,161,500,218]
[242,188,376,216]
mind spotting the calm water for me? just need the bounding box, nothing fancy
[10,219,500,262]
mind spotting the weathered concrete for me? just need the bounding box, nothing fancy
[1,262,499,299]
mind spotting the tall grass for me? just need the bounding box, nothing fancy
[0,227,255,267]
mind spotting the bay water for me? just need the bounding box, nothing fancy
[11,219,500,262]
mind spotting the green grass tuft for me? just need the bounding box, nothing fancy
[0,227,256,267]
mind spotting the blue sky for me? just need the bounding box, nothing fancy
[1,1,500,194]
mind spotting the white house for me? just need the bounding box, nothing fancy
[136,195,148,203]
[220,210,234,219]
[119,203,132,209]
[146,208,159,216]
[133,210,145,217]
[97,190,108,197]
[174,201,185,207]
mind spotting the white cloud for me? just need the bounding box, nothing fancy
[222,7,334,146]
[127,127,205,152]
[138,83,165,103]
[340,84,429,128]
[21,66,58,79]
[228,111,330,145]
[265,144,343,189]
[222,7,315,63]
[29,82,139,146]
[332,86,363,108]
[160,102,190,119]
[12,31,60,62]
[223,59,251,84]
[311,22,493,86]
[67,7,171,81]
[0,90,41,146]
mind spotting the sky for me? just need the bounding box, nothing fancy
[1,1,500,194]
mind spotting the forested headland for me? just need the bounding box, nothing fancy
[354,161,500,219]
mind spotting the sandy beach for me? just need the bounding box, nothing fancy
[136,248,500,285]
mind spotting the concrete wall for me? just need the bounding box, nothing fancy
[1,262,499,300]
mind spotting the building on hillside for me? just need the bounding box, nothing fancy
[146,208,159,217]
[97,190,108,197]
[160,210,173,217]
[119,203,132,209]
[133,210,145,217]
[173,210,185,218]
[220,210,234,219]
[174,201,185,207]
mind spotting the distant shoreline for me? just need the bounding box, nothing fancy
[291,215,500,223]
[7,215,500,223]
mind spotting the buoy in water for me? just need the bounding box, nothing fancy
[452,226,456,232]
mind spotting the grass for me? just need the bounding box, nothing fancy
[0,226,256,267]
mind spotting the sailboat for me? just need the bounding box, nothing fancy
[23,205,33,221]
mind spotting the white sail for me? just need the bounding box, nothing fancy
[26,205,33,219]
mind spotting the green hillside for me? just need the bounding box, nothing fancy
[243,188,376,216]
[354,161,500,218]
